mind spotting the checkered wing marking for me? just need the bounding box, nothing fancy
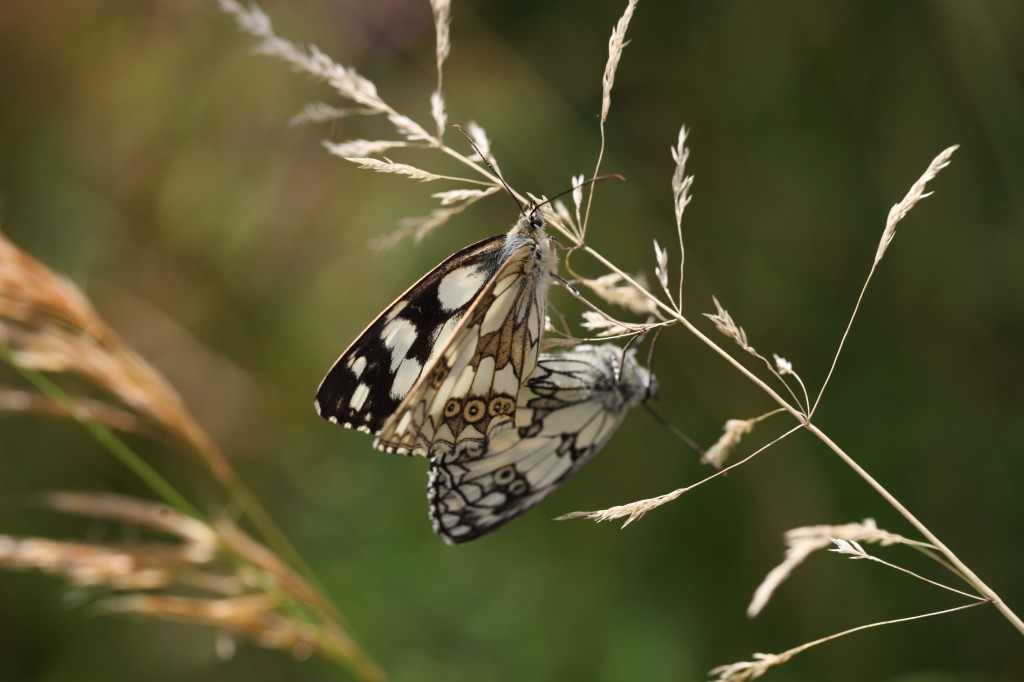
[374,241,548,457]
[429,344,652,544]
[314,235,506,435]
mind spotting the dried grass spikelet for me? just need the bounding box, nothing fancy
[581,272,657,315]
[709,652,794,682]
[705,296,754,355]
[579,311,632,338]
[323,139,411,158]
[343,157,448,182]
[876,145,958,264]
[428,0,452,140]
[600,0,639,125]
[289,103,378,126]
[558,487,686,527]
[747,518,932,618]
[704,418,756,469]
[0,492,382,678]
[0,232,233,482]
[709,651,796,682]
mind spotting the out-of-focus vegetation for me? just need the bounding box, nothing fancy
[1,1,1023,680]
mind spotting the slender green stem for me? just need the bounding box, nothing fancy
[6,358,201,519]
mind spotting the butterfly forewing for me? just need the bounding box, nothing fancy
[314,235,507,435]
[428,344,652,544]
[374,236,549,457]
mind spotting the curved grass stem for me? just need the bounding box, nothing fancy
[570,242,1024,637]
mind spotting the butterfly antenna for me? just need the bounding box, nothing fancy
[641,328,722,471]
[642,402,719,471]
[645,326,663,376]
[453,124,525,218]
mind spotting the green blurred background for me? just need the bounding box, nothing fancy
[1,1,1023,680]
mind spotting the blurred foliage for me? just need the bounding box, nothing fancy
[1,1,1023,680]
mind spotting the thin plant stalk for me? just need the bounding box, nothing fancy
[560,244,1024,635]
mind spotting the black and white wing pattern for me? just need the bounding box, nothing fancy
[428,344,655,544]
[375,220,550,456]
[315,212,551,455]
[314,234,508,435]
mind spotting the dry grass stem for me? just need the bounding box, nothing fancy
[702,297,808,410]
[829,539,985,601]
[0,232,233,482]
[771,354,810,414]
[711,601,986,682]
[747,518,938,618]
[812,145,959,416]
[561,424,802,527]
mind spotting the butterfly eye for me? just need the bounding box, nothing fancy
[463,399,486,422]
[444,399,462,418]
[488,396,515,417]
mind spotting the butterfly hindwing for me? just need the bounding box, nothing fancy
[428,344,653,544]
[314,234,507,435]
[375,228,550,457]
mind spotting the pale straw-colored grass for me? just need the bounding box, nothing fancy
[0,232,232,482]
[0,230,383,680]
[0,492,381,676]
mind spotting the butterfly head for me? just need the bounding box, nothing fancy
[619,348,657,404]
[527,204,545,231]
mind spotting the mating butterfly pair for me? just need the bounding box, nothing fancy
[314,207,653,543]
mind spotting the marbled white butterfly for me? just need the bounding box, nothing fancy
[428,343,655,544]
[314,207,552,459]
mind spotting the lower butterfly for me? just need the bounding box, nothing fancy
[314,207,552,459]
[428,343,655,544]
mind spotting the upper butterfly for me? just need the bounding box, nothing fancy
[314,206,552,458]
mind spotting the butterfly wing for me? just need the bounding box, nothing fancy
[374,236,550,457]
[314,234,507,435]
[428,345,651,544]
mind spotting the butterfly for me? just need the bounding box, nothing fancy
[314,206,552,459]
[428,343,655,544]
